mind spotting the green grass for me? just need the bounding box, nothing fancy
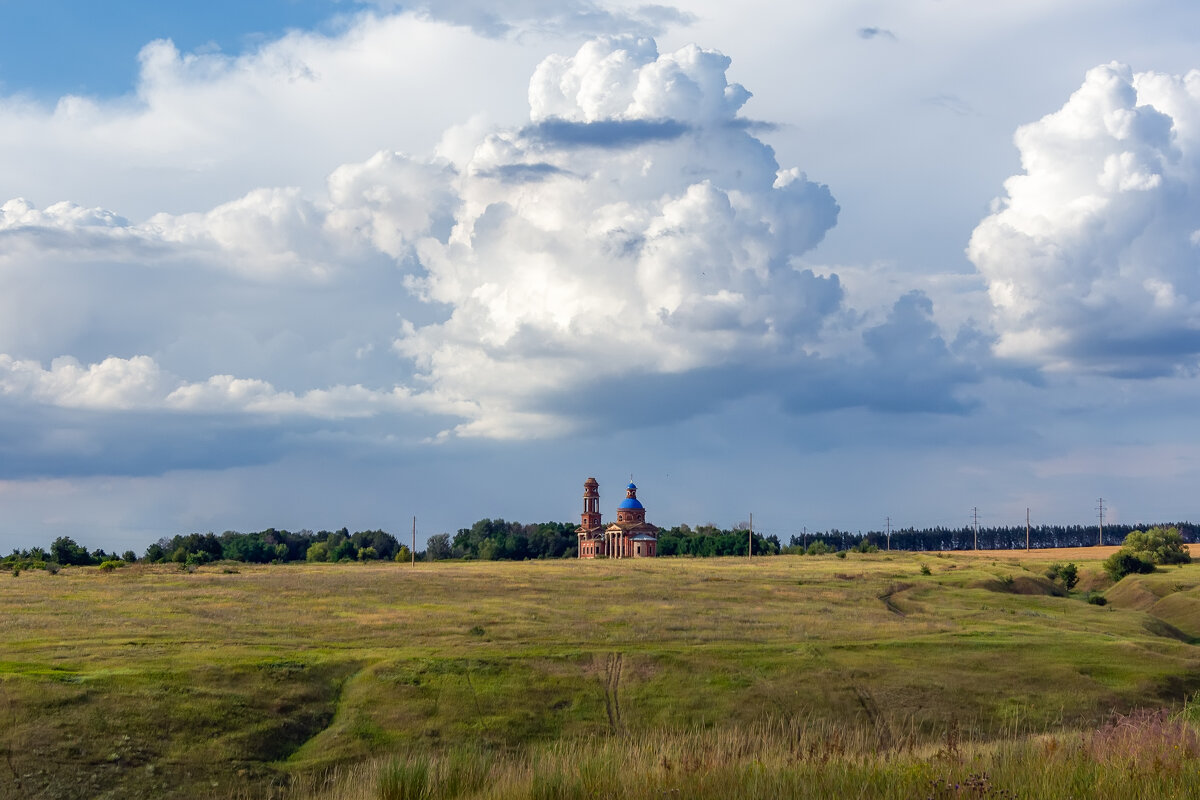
[1,553,1199,798]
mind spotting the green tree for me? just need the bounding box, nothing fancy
[350,530,399,560]
[330,538,357,562]
[306,542,330,562]
[426,533,452,561]
[50,536,93,566]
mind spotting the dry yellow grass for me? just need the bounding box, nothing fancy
[931,544,1196,561]
[931,545,1122,560]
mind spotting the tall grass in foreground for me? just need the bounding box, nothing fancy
[283,708,1200,800]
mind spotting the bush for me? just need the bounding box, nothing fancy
[835,550,847,559]
[1045,562,1079,590]
[1122,527,1191,566]
[1103,550,1156,582]
[920,564,932,576]
[98,560,124,571]
[853,540,879,553]
[805,540,831,556]
[1087,593,1108,606]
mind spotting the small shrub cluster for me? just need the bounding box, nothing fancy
[1044,562,1079,590]
[1103,550,1156,582]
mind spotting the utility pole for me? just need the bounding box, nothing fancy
[886,516,891,551]
[1097,498,1104,546]
[748,513,753,560]
[973,507,979,551]
[1026,508,1030,551]
[411,516,416,566]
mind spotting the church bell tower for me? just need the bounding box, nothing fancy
[581,477,602,530]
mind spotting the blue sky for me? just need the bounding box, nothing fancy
[0,0,341,97]
[3,1,1200,552]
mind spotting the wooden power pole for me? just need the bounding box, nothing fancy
[973,507,979,551]
[748,513,753,560]
[411,516,416,566]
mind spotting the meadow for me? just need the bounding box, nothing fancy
[2,549,1199,798]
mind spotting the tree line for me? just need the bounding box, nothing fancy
[141,528,412,565]
[3,519,1196,571]
[2,528,414,572]
[782,522,1198,553]
[657,524,781,556]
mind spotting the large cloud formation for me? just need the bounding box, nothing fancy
[969,63,1200,377]
[1,31,988,480]
[398,36,843,438]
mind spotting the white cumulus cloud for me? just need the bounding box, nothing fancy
[395,35,843,438]
[0,353,426,419]
[969,62,1200,376]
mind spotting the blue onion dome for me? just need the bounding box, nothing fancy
[618,496,644,509]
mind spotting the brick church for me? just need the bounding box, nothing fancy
[576,477,659,558]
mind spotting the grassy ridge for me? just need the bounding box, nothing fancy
[1,552,1199,798]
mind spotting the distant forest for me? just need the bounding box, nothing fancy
[785,522,1199,553]
[3,519,1197,568]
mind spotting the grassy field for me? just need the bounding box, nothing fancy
[2,550,1200,799]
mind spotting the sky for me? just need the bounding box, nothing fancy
[3,0,1200,552]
